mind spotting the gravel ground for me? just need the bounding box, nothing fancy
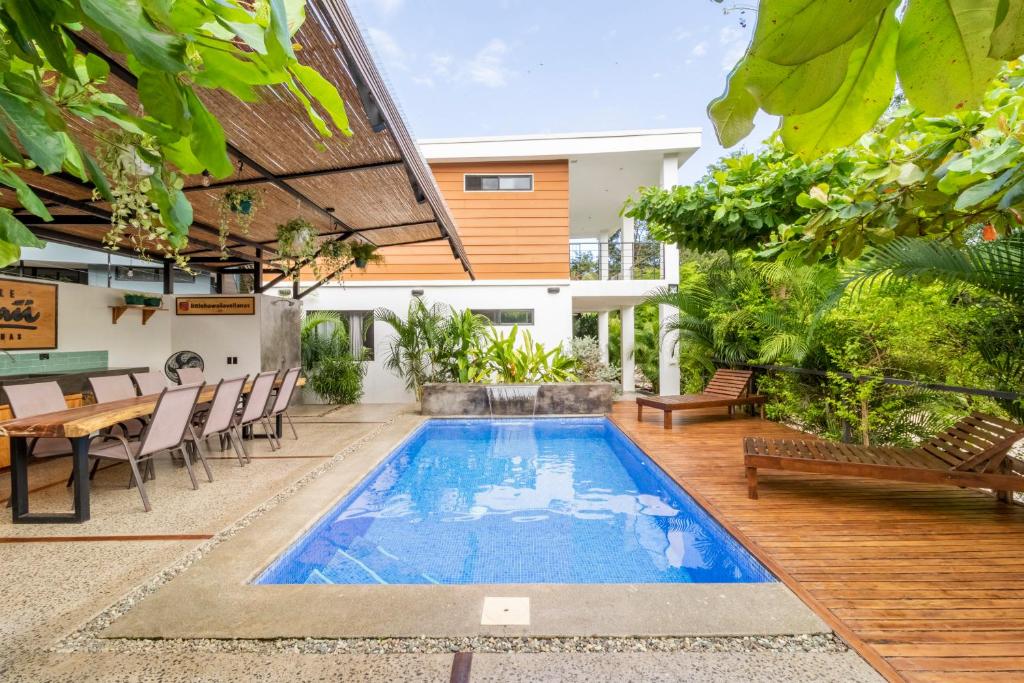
[58,634,848,657]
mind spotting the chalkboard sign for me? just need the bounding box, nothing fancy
[0,278,58,350]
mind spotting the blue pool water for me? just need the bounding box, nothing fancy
[255,418,774,585]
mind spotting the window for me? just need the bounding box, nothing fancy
[114,265,195,284]
[471,309,534,326]
[0,265,88,284]
[311,310,375,360]
[464,174,533,192]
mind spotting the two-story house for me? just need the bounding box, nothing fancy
[303,128,701,402]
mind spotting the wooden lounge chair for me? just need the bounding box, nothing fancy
[743,413,1024,502]
[636,369,765,429]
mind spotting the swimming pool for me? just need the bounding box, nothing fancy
[255,418,774,585]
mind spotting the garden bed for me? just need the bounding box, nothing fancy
[420,383,614,416]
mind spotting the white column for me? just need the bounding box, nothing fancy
[621,305,635,394]
[659,153,681,395]
[597,310,609,365]
[621,216,635,281]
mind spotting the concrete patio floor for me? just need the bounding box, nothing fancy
[0,404,881,682]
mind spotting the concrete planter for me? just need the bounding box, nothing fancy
[421,382,614,416]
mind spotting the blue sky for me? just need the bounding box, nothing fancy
[348,0,778,184]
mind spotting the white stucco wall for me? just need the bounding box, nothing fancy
[304,280,573,403]
[169,294,301,381]
[2,277,172,372]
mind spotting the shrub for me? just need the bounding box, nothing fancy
[570,337,619,383]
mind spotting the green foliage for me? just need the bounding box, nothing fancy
[650,251,1011,444]
[300,312,365,405]
[624,137,854,254]
[569,336,620,384]
[712,0,1021,155]
[375,299,578,397]
[0,0,349,267]
[631,66,1024,262]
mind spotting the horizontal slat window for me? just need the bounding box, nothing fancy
[472,309,535,325]
[464,174,533,192]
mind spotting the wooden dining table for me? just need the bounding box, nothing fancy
[0,377,302,524]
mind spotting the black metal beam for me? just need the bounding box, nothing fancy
[68,34,366,246]
[295,261,353,299]
[162,260,174,294]
[17,214,108,225]
[24,187,266,263]
[181,160,404,192]
[253,248,264,294]
[249,219,438,245]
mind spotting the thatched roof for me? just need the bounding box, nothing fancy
[9,0,474,284]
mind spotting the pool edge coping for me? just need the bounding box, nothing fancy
[100,414,830,640]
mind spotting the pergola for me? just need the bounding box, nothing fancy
[5,0,474,297]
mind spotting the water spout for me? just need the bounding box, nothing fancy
[485,385,540,416]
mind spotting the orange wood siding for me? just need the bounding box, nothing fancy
[342,160,569,281]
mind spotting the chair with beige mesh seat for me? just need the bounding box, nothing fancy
[86,383,205,512]
[89,374,146,439]
[234,370,279,455]
[186,375,248,469]
[264,367,302,447]
[4,382,78,499]
[132,370,167,396]
[176,367,204,385]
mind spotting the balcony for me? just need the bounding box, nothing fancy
[569,241,665,281]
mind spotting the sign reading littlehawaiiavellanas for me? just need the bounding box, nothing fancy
[0,278,58,350]
[175,296,255,316]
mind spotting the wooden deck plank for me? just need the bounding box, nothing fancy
[611,402,1024,683]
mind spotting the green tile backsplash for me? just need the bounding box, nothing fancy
[0,350,108,376]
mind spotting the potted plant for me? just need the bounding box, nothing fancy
[275,218,319,275]
[143,295,162,307]
[124,292,145,305]
[216,187,262,257]
[349,242,382,269]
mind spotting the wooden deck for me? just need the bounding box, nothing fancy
[610,402,1024,683]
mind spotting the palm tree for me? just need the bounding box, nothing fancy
[838,235,1024,306]
[374,299,449,400]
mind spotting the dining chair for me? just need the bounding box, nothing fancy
[132,370,167,396]
[186,375,248,468]
[86,383,205,512]
[235,370,279,453]
[265,367,302,445]
[176,367,205,385]
[4,382,80,498]
[89,374,145,438]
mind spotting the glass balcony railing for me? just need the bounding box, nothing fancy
[569,241,664,280]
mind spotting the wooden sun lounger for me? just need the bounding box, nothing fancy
[636,369,765,429]
[743,413,1024,502]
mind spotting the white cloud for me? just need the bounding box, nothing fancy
[412,75,434,87]
[366,0,403,16]
[691,41,708,57]
[367,27,407,69]
[718,25,749,72]
[673,27,693,41]
[430,53,454,77]
[466,39,512,87]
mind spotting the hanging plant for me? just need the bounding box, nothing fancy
[216,187,263,257]
[349,242,382,269]
[96,131,189,270]
[276,218,319,275]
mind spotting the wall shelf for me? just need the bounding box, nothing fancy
[110,305,166,326]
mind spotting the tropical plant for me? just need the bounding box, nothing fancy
[710,0,1023,157]
[569,336,620,383]
[0,0,350,268]
[630,66,1024,263]
[276,218,319,275]
[300,312,365,405]
[375,298,452,400]
[476,326,577,383]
